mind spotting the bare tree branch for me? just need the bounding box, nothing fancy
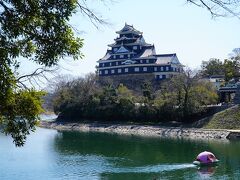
[16,66,59,89]
[0,1,11,12]
[187,0,240,18]
[77,0,109,29]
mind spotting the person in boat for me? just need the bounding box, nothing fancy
[196,151,217,164]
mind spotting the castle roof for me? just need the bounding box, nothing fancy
[133,46,156,59]
[114,36,137,41]
[98,24,182,67]
[155,54,180,65]
[100,51,111,61]
[116,23,142,35]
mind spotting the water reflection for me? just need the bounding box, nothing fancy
[1,128,240,179]
[197,166,217,179]
[53,131,240,179]
[53,131,198,166]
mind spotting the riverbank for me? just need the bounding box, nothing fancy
[203,105,240,129]
[39,121,240,140]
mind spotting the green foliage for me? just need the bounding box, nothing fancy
[224,59,239,82]
[0,0,84,145]
[141,82,153,101]
[115,84,135,119]
[201,49,240,82]
[158,70,218,122]
[193,81,218,105]
[51,72,219,123]
[117,83,133,99]
[100,85,117,106]
[0,90,45,146]
[201,58,224,77]
[0,0,83,67]
[204,105,240,129]
[137,105,157,122]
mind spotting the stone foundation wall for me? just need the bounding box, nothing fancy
[40,121,239,141]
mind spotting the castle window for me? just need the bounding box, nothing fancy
[159,75,163,79]
[116,62,118,65]
[146,59,149,63]
[113,55,116,59]
[111,69,115,74]
[128,54,131,58]
[133,46,137,50]
[120,54,124,58]
[140,60,143,63]
[154,67,157,71]
[143,67,147,72]
[109,62,112,66]
[134,67,139,72]
[125,68,128,73]
[161,67,164,71]
[118,69,122,73]
[102,63,105,67]
[166,67,169,71]
[104,70,108,74]
[99,71,102,75]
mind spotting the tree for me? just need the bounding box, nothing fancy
[115,84,135,120]
[170,70,197,118]
[200,48,240,82]
[200,58,224,77]
[223,59,240,82]
[187,0,240,18]
[141,82,153,101]
[229,48,240,80]
[232,48,240,57]
[52,73,101,120]
[0,1,105,146]
[159,69,218,121]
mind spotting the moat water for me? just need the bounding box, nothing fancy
[0,128,240,179]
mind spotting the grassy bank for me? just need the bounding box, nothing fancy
[204,105,240,129]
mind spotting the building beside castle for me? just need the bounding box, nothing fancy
[97,24,183,80]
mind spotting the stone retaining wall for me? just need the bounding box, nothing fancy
[40,121,240,140]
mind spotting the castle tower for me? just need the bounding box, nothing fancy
[97,23,183,80]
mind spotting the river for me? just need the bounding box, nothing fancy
[0,127,240,179]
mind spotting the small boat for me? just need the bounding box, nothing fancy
[193,151,219,166]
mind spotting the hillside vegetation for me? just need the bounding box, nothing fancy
[50,72,218,123]
[204,105,240,129]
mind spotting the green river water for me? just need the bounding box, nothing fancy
[0,127,240,180]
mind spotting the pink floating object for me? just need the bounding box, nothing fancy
[196,151,217,163]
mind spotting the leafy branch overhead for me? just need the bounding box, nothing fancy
[0,0,105,146]
[0,0,84,67]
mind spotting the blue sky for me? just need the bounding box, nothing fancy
[20,0,240,78]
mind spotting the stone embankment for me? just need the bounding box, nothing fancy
[39,121,240,140]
